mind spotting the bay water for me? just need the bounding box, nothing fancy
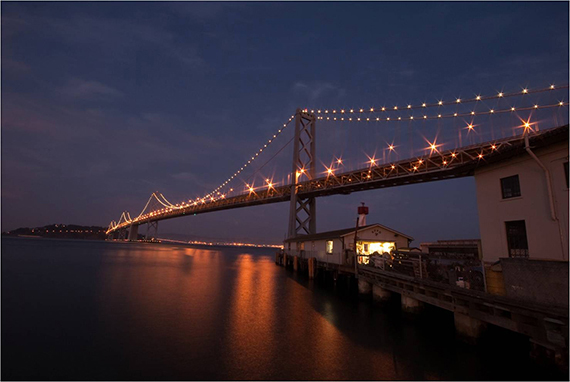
[1,237,564,380]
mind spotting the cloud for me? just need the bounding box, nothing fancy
[59,78,123,99]
[9,12,206,70]
[292,81,341,101]
[168,2,236,20]
[399,69,415,77]
[2,58,31,74]
[0,13,30,39]
[171,172,214,190]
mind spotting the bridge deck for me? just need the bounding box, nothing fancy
[109,124,568,232]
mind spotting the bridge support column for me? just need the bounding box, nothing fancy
[401,294,424,314]
[373,285,392,304]
[358,279,372,295]
[128,224,138,241]
[288,109,317,239]
[454,312,486,343]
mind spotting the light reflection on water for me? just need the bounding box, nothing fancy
[2,238,566,380]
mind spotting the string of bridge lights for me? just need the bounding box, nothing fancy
[313,102,568,123]
[308,84,568,115]
[125,115,295,219]
[120,113,297,222]
[194,115,295,204]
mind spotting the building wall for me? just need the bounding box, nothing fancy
[500,258,569,306]
[474,141,568,263]
[305,238,345,265]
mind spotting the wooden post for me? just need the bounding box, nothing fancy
[309,257,316,279]
[283,253,287,268]
[354,217,359,277]
[294,256,299,272]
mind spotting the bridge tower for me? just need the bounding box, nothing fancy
[288,108,317,239]
[146,221,158,241]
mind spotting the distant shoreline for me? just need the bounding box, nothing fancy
[3,236,283,250]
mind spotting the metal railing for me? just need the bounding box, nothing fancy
[358,251,486,292]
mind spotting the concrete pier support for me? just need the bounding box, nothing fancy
[358,279,372,295]
[372,285,392,304]
[128,224,138,241]
[401,295,424,314]
[293,256,299,272]
[454,312,487,343]
[530,340,568,372]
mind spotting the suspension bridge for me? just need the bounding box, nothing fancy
[106,84,569,241]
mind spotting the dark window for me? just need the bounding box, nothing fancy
[564,162,568,188]
[505,220,529,258]
[501,175,521,199]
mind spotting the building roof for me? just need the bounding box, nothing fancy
[283,223,414,243]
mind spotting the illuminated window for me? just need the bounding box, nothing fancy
[326,240,333,254]
[357,241,395,255]
[501,175,521,199]
[505,220,529,258]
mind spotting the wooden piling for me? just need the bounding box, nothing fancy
[293,256,299,271]
[283,253,287,268]
[308,257,315,279]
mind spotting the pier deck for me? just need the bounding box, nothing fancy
[276,252,569,370]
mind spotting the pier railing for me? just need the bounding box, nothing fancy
[357,251,486,292]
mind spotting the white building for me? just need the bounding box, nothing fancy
[284,223,413,266]
[474,128,568,263]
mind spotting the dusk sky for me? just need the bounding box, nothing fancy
[2,2,568,244]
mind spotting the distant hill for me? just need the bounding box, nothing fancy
[2,224,107,240]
